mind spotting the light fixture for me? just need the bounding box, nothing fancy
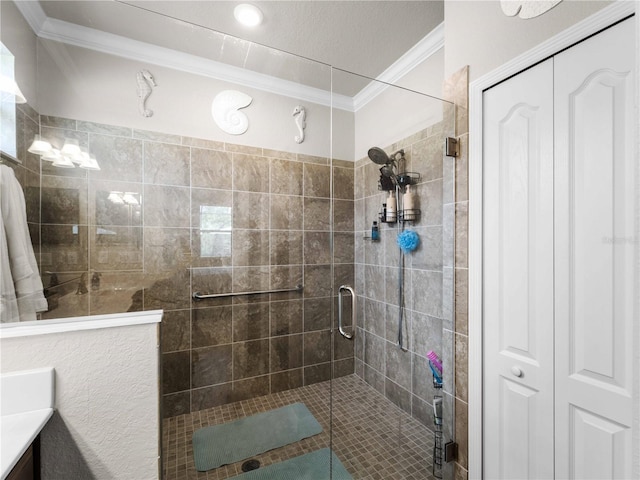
[52,156,75,168]
[80,155,100,171]
[122,192,139,205]
[27,135,100,170]
[41,148,61,162]
[234,4,263,27]
[0,74,27,104]
[72,146,90,165]
[108,192,125,204]
[27,134,52,155]
[61,138,81,157]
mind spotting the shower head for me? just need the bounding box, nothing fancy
[370,146,404,190]
[368,147,391,165]
[379,165,398,187]
[379,164,395,179]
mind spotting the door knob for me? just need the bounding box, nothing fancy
[511,366,523,377]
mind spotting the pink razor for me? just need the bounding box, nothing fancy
[427,351,443,373]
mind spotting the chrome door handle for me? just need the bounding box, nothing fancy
[338,285,355,340]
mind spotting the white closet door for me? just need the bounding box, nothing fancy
[483,58,555,480]
[554,17,636,480]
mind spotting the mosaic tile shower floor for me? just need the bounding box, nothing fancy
[163,375,437,480]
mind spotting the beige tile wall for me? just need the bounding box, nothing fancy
[353,119,452,430]
[27,115,354,417]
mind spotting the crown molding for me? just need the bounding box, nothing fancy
[13,0,47,34]
[13,1,443,113]
[352,22,444,111]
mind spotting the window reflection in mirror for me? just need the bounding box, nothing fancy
[0,41,23,160]
[199,205,231,258]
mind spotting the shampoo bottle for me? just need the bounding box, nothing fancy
[371,221,380,241]
[386,190,397,222]
[403,184,415,220]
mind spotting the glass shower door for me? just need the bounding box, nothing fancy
[329,66,456,479]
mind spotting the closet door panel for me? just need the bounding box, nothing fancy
[483,58,555,480]
[554,17,636,479]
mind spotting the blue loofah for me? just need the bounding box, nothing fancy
[397,230,420,254]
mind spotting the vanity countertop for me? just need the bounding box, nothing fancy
[0,367,55,480]
[1,408,53,479]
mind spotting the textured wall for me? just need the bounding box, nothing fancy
[0,322,160,480]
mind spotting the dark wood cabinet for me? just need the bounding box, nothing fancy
[7,436,39,480]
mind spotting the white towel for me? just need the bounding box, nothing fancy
[0,164,48,322]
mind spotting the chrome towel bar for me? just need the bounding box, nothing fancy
[193,284,303,300]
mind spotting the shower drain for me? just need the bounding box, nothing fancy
[241,459,260,472]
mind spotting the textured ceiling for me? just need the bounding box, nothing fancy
[37,1,444,96]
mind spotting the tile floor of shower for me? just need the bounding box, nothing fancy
[163,374,437,480]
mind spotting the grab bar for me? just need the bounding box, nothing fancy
[192,284,303,300]
[338,285,355,339]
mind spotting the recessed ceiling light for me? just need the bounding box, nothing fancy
[234,3,263,27]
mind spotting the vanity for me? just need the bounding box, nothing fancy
[0,311,161,480]
[0,367,55,480]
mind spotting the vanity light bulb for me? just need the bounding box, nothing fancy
[80,156,100,171]
[41,148,61,162]
[27,135,52,155]
[122,192,139,205]
[61,138,81,157]
[52,155,75,168]
[108,192,125,204]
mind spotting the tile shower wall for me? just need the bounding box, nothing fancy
[353,119,449,429]
[31,115,354,417]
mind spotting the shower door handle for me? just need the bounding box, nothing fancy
[338,285,355,340]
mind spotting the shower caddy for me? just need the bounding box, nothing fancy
[377,171,421,224]
[432,368,443,478]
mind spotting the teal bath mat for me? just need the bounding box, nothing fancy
[229,448,352,480]
[192,402,323,472]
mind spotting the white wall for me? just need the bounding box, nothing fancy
[353,48,445,159]
[37,38,355,160]
[0,323,160,480]
[445,0,614,81]
[0,1,38,107]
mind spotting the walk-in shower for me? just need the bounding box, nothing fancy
[3,0,458,477]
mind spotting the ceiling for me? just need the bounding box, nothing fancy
[25,1,444,101]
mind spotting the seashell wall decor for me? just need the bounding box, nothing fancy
[500,0,562,19]
[211,90,253,135]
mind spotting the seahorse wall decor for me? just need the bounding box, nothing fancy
[293,105,306,144]
[136,70,157,117]
[211,90,253,135]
